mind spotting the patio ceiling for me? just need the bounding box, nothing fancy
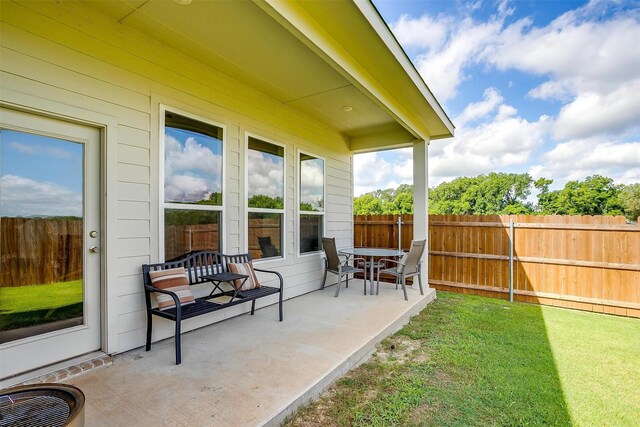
[80,0,454,151]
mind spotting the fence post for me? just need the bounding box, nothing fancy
[509,219,514,302]
[397,216,402,250]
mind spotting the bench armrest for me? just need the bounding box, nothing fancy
[143,284,183,314]
[254,267,284,292]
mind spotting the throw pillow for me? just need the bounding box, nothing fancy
[148,267,195,310]
[228,262,261,290]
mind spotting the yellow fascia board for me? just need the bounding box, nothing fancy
[255,0,454,142]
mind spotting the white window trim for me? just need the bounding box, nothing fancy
[297,149,326,258]
[244,132,286,262]
[159,105,227,261]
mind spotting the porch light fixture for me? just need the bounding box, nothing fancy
[341,105,353,112]
[174,0,192,5]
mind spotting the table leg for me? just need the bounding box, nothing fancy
[369,255,375,295]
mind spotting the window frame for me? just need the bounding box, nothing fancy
[159,105,226,261]
[297,149,325,257]
[244,132,286,262]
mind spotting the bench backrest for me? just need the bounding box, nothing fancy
[142,251,254,287]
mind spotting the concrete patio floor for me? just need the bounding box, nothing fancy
[66,281,436,426]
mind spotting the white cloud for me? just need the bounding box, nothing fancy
[355,88,550,189]
[392,152,413,182]
[527,81,574,101]
[429,89,549,186]
[0,174,82,217]
[391,1,640,140]
[392,14,449,51]
[6,141,74,158]
[617,167,640,185]
[481,8,640,140]
[6,141,36,154]
[529,138,640,187]
[354,149,413,195]
[247,150,284,199]
[354,152,392,195]
[164,133,222,202]
[485,14,640,93]
[455,87,503,126]
[165,174,212,203]
[300,158,324,208]
[553,79,640,140]
[411,17,504,101]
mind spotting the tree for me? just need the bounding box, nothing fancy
[619,183,640,222]
[428,176,476,214]
[428,173,534,215]
[391,192,413,214]
[353,194,383,215]
[193,192,222,206]
[248,194,284,209]
[537,175,624,216]
[354,185,414,215]
[354,173,633,217]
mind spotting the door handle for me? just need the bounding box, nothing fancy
[89,246,99,254]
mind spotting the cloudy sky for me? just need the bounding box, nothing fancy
[0,131,83,217]
[164,128,222,204]
[354,0,640,196]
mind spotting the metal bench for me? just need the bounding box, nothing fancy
[142,251,283,364]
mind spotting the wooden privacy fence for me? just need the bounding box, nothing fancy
[354,214,640,318]
[165,224,219,261]
[354,214,414,250]
[1,217,83,287]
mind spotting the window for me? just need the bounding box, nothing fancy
[162,110,223,260]
[247,136,285,260]
[299,152,324,254]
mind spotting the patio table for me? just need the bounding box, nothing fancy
[339,248,405,296]
[202,272,249,300]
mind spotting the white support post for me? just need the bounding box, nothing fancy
[413,139,429,288]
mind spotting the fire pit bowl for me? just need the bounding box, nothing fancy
[0,383,84,427]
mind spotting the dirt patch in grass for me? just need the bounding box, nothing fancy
[406,401,437,425]
[374,335,430,365]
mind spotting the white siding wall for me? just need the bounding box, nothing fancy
[0,1,354,354]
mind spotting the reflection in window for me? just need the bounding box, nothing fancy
[164,209,221,261]
[299,154,324,212]
[299,153,324,254]
[0,130,84,342]
[247,137,284,260]
[300,214,323,253]
[163,111,223,259]
[249,213,282,259]
[164,112,223,205]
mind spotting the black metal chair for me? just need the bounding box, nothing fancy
[321,237,365,297]
[258,236,279,258]
[376,239,426,300]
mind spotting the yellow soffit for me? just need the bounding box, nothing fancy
[254,0,455,142]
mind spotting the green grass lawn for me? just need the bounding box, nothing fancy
[0,280,83,330]
[286,291,640,427]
